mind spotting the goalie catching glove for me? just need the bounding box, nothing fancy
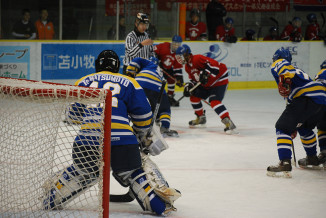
[278,75,292,97]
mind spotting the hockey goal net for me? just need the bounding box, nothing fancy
[0,77,111,218]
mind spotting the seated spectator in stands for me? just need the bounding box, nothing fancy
[107,15,126,40]
[146,14,157,40]
[263,26,280,41]
[215,17,237,43]
[305,13,320,40]
[240,29,255,41]
[280,17,302,42]
[35,8,55,39]
[12,9,36,39]
[186,8,207,41]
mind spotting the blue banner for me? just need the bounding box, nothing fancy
[0,46,30,79]
[41,43,125,80]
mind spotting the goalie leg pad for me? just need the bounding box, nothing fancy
[42,164,98,209]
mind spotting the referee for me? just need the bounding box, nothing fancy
[123,13,154,74]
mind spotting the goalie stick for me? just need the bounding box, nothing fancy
[109,80,167,203]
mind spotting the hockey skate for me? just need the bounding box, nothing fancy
[221,117,238,134]
[160,127,179,137]
[267,159,292,178]
[168,94,179,107]
[298,155,324,170]
[318,151,326,166]
[189,112,206,127]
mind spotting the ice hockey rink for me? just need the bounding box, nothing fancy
[109,88,326,218]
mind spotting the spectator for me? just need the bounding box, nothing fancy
[305,13,320,40]
[12,9,36,39]
[215,17,237,43]
[185,9,207,41]
[206,0,227,41]
[107,15,126,40]
[280,17,302,42]
[240,29,256,41]
[263,26,280,41]
[35,8,55,40]
[146,14,157,39]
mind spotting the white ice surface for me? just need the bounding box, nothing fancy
[109,89,326,218]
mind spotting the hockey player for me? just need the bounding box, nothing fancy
[215,17,237,43]
[263,26,280,41]
[153,35,183,107]
[240,29,256,41]
[126,56,179,137]
[280,17,302,42]
[267,48,326,178]
[42,50,181,215]
[298,60,326,167]
[305,13,321,40]
[185,8,207,41]
[175,44,237,134]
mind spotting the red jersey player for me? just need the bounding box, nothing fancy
[185,9,207,41]
[175,44,237,134]
[215,17,237,43]
[305,13,320,40]
[280,17,302,42]
[153,35,183,106]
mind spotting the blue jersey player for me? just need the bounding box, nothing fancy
[267,48,326,178]
[42,50,181,215]
[126,57,179,137]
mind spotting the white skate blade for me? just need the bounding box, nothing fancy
[189,124,206,129]
[266,171,292,178]
[225,129,239,135]
[299,164,325,170]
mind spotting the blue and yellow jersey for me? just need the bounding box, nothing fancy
[271,59,326,105]
[315,68,326,83]
[128,57,164,92]
[74,71,153,146]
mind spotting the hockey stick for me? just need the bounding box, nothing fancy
[321,12,325,31]
[176,82,201,103]
[291,140,297,167]
[255,21,262,40]
[110,188,134,202]
[270,17,279,36]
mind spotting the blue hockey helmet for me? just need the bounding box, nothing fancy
[175,44,191,56]
[272,47,292,63]
[172,35,182,43]
[321,60,326,69]
[225,17,234,24]
[245,29,255,37]
[149,56,159,65]
[171,35,182,52]
[306,13,317,23]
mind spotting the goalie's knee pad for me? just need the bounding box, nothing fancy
[42,164,98,210]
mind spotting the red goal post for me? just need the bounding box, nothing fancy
[0,77,111,218]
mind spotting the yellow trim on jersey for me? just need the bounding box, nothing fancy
[271,59,283,68]
[75,71,142,89]
[81,123,102,130]
[318,130,326,136]
[277,138,292,144]
[293,85,325,99]
[133,119,152,127]
[137,73,162,82]
[300,137,316,144]
[278,65,295,79]
[111,123,133,132]
[316,69,326,79]
[159,114,171,119]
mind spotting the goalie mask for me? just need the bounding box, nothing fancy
[95,50,120,73]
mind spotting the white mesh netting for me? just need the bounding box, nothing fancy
[0,78,110,218]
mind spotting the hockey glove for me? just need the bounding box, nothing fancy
[278,75,292,98]
[183,82,194,97]
[291,130,297,140]
[125,65,139,78]
[176,75,184,87]
[199,71,210,85]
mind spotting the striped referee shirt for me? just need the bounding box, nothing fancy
[123,30,154,66]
